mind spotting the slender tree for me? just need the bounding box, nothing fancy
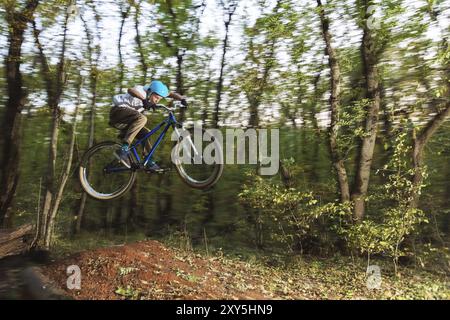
[132,0,149,83]
[32,3,70,247]
[213,0,238,128]
[118,0,131,92]
[411,16,450,208]
[75,2,101,234]
[350,0,383,220]
[0,0,40,227]
[45,70,83,247]
[317,0,350,203]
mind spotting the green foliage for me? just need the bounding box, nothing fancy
[37,0,73,28]
[334,132,429,270]
[238,130,432,273]
[254,1,298,40]
[115,285,140,299]
[238,165,323,250]
[233,0,301,109]
[336,99,371,156]
[153,0,202,56]
[118,266,139,276]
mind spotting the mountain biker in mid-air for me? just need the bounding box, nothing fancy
[109,80,187,172]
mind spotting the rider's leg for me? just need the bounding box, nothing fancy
[109,107,147,167]
[109,107,147,146]
[135,127,152,155]
[135,127,162,172]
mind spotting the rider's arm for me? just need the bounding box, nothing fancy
[128,87,146,100]
[168,92,186,101]
[168,92,188,107]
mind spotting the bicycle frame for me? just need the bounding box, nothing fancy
[105,113,175,174]
[131,111,178,167]
[107,103,199,173]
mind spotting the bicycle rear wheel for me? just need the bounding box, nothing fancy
[172,127,223,189]
[79,141,137,200]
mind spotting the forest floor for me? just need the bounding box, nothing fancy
[39,239,450,300]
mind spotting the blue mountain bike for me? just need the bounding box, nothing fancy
[79,102,223,200]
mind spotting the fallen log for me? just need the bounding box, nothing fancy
[0,224,34,259]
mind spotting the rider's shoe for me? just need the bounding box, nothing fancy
[114,144,131,168]
[145,159,164,173]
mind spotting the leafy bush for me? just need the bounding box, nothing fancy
[238,171,321,251]
[239,132,430,274]
[331,132,429,272]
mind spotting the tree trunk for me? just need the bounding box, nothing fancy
[176,52,186,121]
[75,10,100,234]
[44,113,76,247]
[317,0,350,203]
[213,3,237,127]
[44,75,82,248]
[201,69,213,125]
[309,71,322,184]
[411,104,450,208]
[351,1,381,220]
[133,0,148,83]
[410,32,450,208]
[128,1,150,232]
[248,96,260,128]
[155,174,164,228]
[113,196,125,233]
[118,3,131,92]
[163,175,173,224]
[74,195,86,234]
[155,52,184,225]
[411,134,425,210]
[247,36,276,129]
[105,204,114,237]
[40,106,61,247]
[0,0,40,227]
[213,22,230,128]
[379,82,396,170]
[127,181,139,231]
[32,8,69,247]
[204,191,215,226]
[280,160,294,188]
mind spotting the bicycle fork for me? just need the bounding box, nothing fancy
[173,125,200,160]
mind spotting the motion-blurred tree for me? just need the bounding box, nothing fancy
[0,0,39,227]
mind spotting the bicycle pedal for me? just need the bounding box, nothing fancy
[145,167,171,174]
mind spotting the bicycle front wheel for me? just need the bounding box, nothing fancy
[172,127,223,189]
[79,141,137,200]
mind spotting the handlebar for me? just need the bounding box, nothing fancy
[155,101,187,113]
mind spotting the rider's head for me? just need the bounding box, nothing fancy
[144,80,169,104]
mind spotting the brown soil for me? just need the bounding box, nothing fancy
[37,240,450,300]
[41,240,286,300]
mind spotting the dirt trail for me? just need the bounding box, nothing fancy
[41,240,289,300]
[5,240,448,300]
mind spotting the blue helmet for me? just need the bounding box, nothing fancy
[144,80,169,98]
